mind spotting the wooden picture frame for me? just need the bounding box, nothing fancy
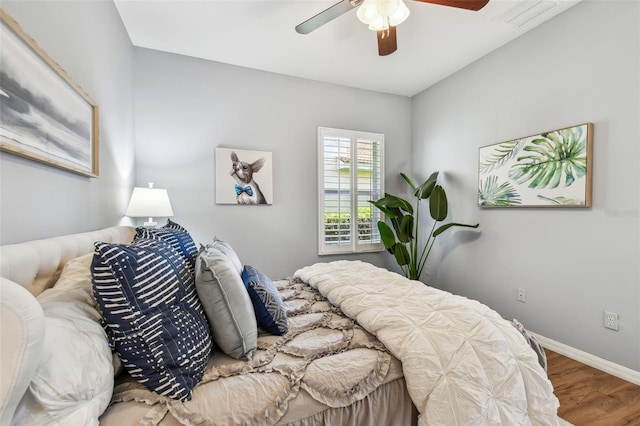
[478,123,593,207]
[0,8,99,177]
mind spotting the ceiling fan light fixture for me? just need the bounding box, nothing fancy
[357,0,410,31]
[387,0,410,26]
[296,0,489,57]
[369,15,389,31]
[357,0,380,25]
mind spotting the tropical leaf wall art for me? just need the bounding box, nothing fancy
[479,139,523,174]
[478,123,593,207]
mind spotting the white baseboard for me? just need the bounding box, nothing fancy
[533,333,640,386]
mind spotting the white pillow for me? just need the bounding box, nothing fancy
[12,254,113,426]
[0,278,45,425]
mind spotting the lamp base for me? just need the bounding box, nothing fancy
[143,217,158,229]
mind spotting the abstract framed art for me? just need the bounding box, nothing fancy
[0,9,99,177]
[215,147,273,205]
[478,123,593,207]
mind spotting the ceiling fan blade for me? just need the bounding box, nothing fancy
[377,26,397,56]
[413,0,489,12]
[295,0,361,34]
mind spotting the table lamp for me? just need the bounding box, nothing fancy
[125,182,174,228]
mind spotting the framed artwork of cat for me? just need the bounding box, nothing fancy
[215,147,273,205]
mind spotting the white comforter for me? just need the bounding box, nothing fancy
[294,261,560,426]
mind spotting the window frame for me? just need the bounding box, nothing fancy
[317,126,385,255]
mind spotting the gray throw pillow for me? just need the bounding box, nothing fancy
[206,238,243,275]
[195,246,257,360]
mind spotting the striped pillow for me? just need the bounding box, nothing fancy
[91,238,211,401]
[135,220,197,269]
[163,218,188,232]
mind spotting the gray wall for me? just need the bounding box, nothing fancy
[132,48,411,279]
[0,1,135,244]
[410,0,639,371]
[2,0,637,373]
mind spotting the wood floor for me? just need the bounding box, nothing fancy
[545,349,640,425]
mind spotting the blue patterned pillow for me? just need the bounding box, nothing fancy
[241,265,288,335]
[135,220,197,269]
[163,218,188,232]
[91,238,212,401]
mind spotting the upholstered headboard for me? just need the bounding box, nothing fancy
[0,226,135,296]
[0,226,136,422]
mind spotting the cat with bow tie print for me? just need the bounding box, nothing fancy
[230,151,268,204]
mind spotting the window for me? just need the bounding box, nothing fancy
[317,127,384,255]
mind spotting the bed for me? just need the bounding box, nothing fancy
[0,224,560,425]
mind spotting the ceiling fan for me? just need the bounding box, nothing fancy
[295,0,489,56]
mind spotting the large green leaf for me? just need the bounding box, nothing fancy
[368,200,397,218]
[414,171,439,199]
[508,125,587,189]
[377,221,396,249]
[398,215,413,243]
[400,173,417,191]
[429,185,448,221]
[433,222,480,237]
[393,244,411,266]
[390,214,402,236]
[372,194,413,215]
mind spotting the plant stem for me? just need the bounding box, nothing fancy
[410,199,420,279]
[417,220,438,279]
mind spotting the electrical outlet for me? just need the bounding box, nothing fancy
[517,288,526,303]
[604,311,619,331]
[424,266,431,276]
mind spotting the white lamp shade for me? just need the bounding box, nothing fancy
[125,186,174,218]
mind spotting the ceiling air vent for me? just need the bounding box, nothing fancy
[491,0,558,27]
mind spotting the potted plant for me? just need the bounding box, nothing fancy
[369,171,479,281]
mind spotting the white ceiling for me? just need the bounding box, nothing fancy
[114,0,582,97]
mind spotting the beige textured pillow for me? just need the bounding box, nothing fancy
[196,245,257,360]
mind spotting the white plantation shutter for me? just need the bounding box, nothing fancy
[318,127,384,254]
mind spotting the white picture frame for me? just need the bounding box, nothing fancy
[215,147,273,205]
